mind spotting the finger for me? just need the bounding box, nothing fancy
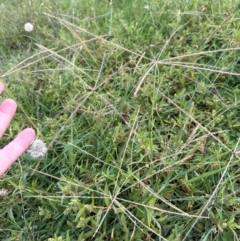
[0,128,35,176]
[0,99,17,138]
[0,82,4,94]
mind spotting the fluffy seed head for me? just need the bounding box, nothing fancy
[27,139,47,159]
[24,22,34,32]
[0,188,8,197]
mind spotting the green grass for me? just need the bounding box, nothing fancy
[1,0,240,240]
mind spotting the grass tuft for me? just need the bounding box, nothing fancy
[1,0,240,240]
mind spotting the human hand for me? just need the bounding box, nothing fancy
[0,82,35,176]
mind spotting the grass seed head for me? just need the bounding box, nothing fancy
[24,22,34,32]
[27,139,47,159]
[0,188,8,197]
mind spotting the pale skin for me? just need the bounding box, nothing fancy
[0,82,35,176]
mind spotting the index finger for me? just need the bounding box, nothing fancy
[0,128,35,176]
[0,99,17,138]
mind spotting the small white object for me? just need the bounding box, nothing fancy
[144,5,149,10]
[24,22,34,32]
[27,139,48,159]
[0,188,8,197]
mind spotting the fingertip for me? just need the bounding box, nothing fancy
[26,128,36,139]
[18,128,36,142]
[3,99,17,105]
[0,99,17,115]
